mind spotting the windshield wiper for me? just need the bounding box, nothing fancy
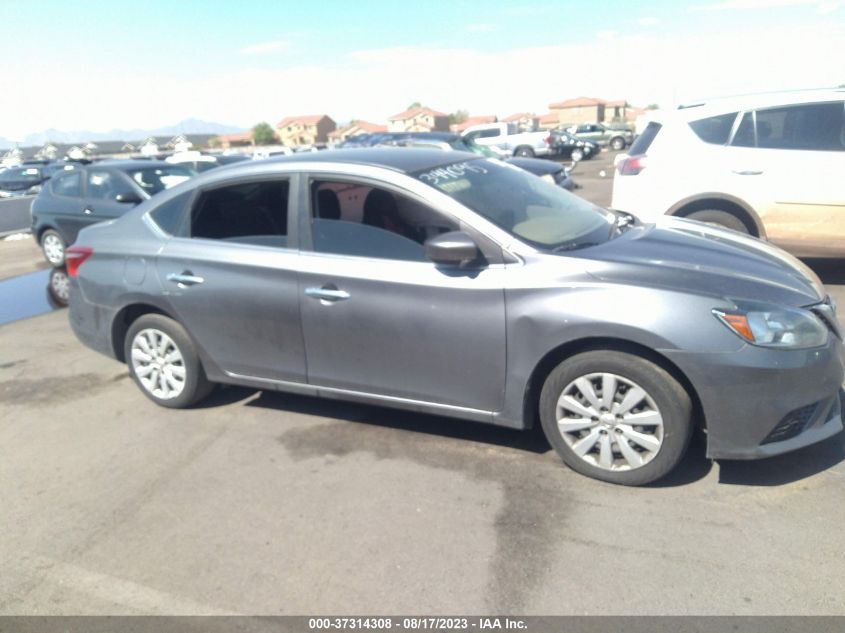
[551,241,602,253]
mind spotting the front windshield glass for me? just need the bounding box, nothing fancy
[457,137,498,158]
[0,167,41,182]
[126,165,195,195]
[414,158,614,251]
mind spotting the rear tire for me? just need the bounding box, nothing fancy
[41,230,66,266]
[570,148,584,162]
[539,351,693,486]
[610,136,626,151]
[514,146,535,157]
[685,209,749,234]
[124,314,214,408]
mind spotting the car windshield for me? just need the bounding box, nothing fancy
[414,158,614,251]
[125,165,195,195]
[456,137,498,158]
[0,167,41,182]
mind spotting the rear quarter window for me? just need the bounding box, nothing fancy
[51,171,82,197]
[688,112,738,145]
[149,191,192,236]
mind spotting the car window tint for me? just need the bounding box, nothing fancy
[688,112,737,144]
[732,112,755,147]
[755,102,845,151]
[51,171,82,197]
[628,122,662,155]
[190,180,289,248]
[87,170,121,200]
[309,180,458,262]
[150,191,192,236]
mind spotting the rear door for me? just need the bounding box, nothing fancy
[40,169,88,244]
[155,174,306,383]
[726,101,845,255]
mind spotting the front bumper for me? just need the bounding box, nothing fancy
[662,337,844,460]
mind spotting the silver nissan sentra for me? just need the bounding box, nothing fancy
[67,148,844,485]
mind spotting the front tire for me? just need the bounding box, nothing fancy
[514,146,535,157]
[610,136,626,151]
[124,314,214,408]
[539,351,692,485]
[570,148,584,162]
[41,230,66,266]
[685,209,749,234]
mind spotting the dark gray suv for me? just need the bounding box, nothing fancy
[66,148,844,485]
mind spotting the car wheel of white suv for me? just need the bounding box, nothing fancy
[685,209,749,234]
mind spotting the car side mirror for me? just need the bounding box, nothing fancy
[425,231,480,266]
[115,192,142,204]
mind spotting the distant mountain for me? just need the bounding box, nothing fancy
[0,137,16,150]
[14,118,245,146]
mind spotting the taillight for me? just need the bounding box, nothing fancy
[617,155,647,175]
[544,135,551,145]
[66,246,93,277]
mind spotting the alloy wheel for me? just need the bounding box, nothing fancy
[42,234,64,265]
[130,328,187,400]
[555,372,664,471]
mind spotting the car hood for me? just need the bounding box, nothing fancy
[579,217,825,307]
[506,156,561,176]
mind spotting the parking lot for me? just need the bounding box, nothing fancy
[1,149,844,616]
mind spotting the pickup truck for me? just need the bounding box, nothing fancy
[461,122,555,158]
[565,123,633,150]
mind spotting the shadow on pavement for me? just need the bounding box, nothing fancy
[717,428,844,486]
[803,258,845,285]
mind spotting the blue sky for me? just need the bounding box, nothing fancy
[1,0,843,138]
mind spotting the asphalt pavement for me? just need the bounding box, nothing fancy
[0,149,843,615]
[0,196,34,236]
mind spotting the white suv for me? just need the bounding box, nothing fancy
[612,89,845,257]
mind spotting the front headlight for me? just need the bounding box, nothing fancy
[713,306,828,348]
[540,174,555,184]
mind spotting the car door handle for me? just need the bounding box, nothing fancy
[304,286,350,302]
[732,170,763,175]
[83,207,94,215]
[166,272,205,287]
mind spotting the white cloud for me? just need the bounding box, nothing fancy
[596,30,619,39]
[1,22,844,138]
[691,0,830,10]
[238,40,291,55]
[638,16,659,25]
[816,1,840,12]
[467,23,496,32]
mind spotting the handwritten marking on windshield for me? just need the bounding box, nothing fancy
[419,162,488,186]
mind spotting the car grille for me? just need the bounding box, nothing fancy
[761,403,819,444]
[812,296,841,339]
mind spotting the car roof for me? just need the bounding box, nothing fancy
[672,87,845,120]
[95,159,181,170]
[258,147,479,173]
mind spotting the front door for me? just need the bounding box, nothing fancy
[298,176,507,413]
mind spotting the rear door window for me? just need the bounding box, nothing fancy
[190,180,289,248]
[688,112,738,145]
[755,102,845,151]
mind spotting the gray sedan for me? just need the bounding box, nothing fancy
[66,148,844,485]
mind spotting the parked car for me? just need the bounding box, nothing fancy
[548,129,600,161]
[67,148,843,485]
[612,88,845,258]
[462,122,555,158]
[167,151,250,173]
[566,123,633,150]
[367,131,573,190]
[31,160,195,265]
[0,162,69,197]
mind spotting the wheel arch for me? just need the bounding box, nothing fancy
[521,337,705,433]
[110,302,178,362]
[667,193,766,238]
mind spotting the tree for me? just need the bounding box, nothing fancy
[407,101,425,110]
[448,109,469,125]
[252,122,276,145]
[646,103,660,110]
